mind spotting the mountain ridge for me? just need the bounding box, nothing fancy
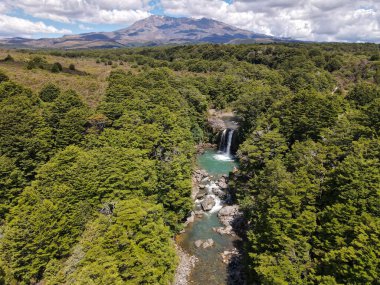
[0,15,291,49]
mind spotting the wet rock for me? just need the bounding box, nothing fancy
[196,190,206,200]
[194,239,215,249]
[213,225,234,236]
[221,248,238,264]
[196,143,217,154]
[194,202,204,216]
[201,177,210,184]
[201,196,215,211]
[213,188,226,199]
[216,205,243,236]
[218,205,239,222]
[218,180,228,189]
[202,239,215,248]
[185,211,195,224]
[208,117,226,132]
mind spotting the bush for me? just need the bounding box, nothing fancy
[3,54,14,62]
[39,83,60,102]
[0,70,9,83]
[26,56,47,70]
[51,63,61,73]
[69,64,75,71]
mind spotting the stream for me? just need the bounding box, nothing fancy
[176,133,241,284]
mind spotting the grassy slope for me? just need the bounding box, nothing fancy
[0,50,132,108]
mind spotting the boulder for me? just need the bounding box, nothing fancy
[213,188,226,199]
[196,191,206,200]
[221,249,239,264]
[201,196,216,211]
[213,225,234,236]
[218,180,228,189]
[194,239,215,249]
[218,205,240,228]
[194,240,203,248]
[218,205,239,218]
[202,239,215,249]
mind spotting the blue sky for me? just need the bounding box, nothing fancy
[0,0,379,42]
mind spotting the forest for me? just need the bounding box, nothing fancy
[0,42,379,284]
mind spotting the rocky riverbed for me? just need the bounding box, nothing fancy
[175,165,245,285]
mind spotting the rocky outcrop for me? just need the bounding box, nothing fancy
[221,248,239,264]
[207,117,226,133]
[196,143,217,154]
[225,248,246,285]
[212,205,244,236]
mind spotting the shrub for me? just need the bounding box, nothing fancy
[39,83,60,102]
[3,54,14,62]
[0,70,9,83]
[69,64,75,71]
[49,62,63,73]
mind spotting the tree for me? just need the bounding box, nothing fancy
[43,199,177,285]
[277,91,341,143]
[347,82,380,106]
[39,83,60,102]
[51,62,62,73]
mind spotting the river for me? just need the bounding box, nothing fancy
[176,138,241,284]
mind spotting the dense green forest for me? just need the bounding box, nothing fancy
[0,42,379,284]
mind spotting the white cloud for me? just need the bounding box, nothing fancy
[0,0,379,42]
[160,0,380,42]
[2,0,151,24]
[0,14,71,38]
[81,9,151,24]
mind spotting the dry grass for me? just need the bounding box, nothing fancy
[0,49,132,108]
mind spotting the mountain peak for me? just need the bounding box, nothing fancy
[0,16,287,49]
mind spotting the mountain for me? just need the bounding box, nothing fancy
[0,15,288,49]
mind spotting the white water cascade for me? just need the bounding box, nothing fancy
[215,129,234,161]
[226,129,234,157]
[207,182,223,213]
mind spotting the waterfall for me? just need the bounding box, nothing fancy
[218,129,234,155]
[226,129,234,156]
[219,129,227,152]
[216,129,234,161]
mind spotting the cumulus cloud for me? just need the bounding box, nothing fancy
[0,14,71,38]
[160,0,380,42]
[2,0,151,25]
[0,0,379,42]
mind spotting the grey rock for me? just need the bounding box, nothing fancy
[196,191,206,200]
[202,239,215,249]
[201,196,216,211]
[213,189,226,199]
[218,180,228,189]
[194,240,203,248]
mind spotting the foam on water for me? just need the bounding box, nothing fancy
[213,153,234,161]
[209,195,223,213]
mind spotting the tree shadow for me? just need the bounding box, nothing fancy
[226,211,248,285]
